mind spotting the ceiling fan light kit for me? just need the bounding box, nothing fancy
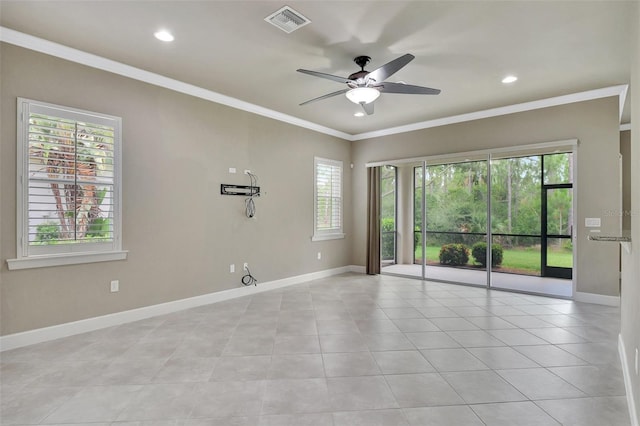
[346,87,380,104]
[297,53,440,115]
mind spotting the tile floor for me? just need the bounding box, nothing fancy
[0,273,631,425]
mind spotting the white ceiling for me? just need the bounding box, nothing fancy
[0,1,634,136]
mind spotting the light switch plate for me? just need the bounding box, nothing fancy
[585,217,601,227]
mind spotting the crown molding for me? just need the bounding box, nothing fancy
[0,26,352,141]
[0,27,630,142]
[351,85,630,141]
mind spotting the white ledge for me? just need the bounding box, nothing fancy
[312,233,345,242]
[7,250,128,270]
[588,235,632,242]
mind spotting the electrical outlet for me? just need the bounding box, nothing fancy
[243,262,249,271]
[635,348,638,375]
[230,264,235,273]
[229,167,236,174]
[244,169,251,175]
[110,280,119,293]
[317,252,322,260]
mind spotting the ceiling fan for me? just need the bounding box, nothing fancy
[297,54,440,115]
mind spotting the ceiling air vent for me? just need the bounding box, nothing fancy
[265,6,311,33]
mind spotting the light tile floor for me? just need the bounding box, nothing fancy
[0,273,631,425]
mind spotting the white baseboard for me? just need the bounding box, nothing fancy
[619,334,639,426]
[0,265,363,352]
[350,265,366,274]
[575,291,620,306]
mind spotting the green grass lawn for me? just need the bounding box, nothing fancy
[414,245,572,274]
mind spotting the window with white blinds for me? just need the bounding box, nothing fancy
[313,157,345,241]
[11,98,124,267]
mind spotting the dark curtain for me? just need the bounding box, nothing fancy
[366,166,381,275]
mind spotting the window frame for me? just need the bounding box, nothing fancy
[7,98,127,270]
[312,156,345,241]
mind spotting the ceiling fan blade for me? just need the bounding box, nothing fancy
[297,69,353,84]
[300,88,349,106]
[375,82,441,95]
[366,54,414,83]
[361,102,374,115]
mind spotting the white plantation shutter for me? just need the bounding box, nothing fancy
[15,98,122,261]
[314,157,344,240]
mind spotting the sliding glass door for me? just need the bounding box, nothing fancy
[542,153,573,279]
[543,186,573,279]
[378,145,575,298]
[489,152,573,296]
[380,165,397,268]
[490,155,542,276]
[422,160,488,286]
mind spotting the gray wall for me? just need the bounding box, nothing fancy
[620,0,639,418]
[351,97,622,298]
[0,44,352,335]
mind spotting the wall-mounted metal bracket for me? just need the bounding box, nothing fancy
[220,184,260,197]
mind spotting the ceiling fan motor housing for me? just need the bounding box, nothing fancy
[349,56,372,84]
[353,55,371,70]
[347,71,370,86]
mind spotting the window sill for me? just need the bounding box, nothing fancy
[312,233,345,242]
[6,250,128,270]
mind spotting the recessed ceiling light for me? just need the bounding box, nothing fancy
[354,112,365,117]
[502,75,518,84]
[154,30,174,42]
